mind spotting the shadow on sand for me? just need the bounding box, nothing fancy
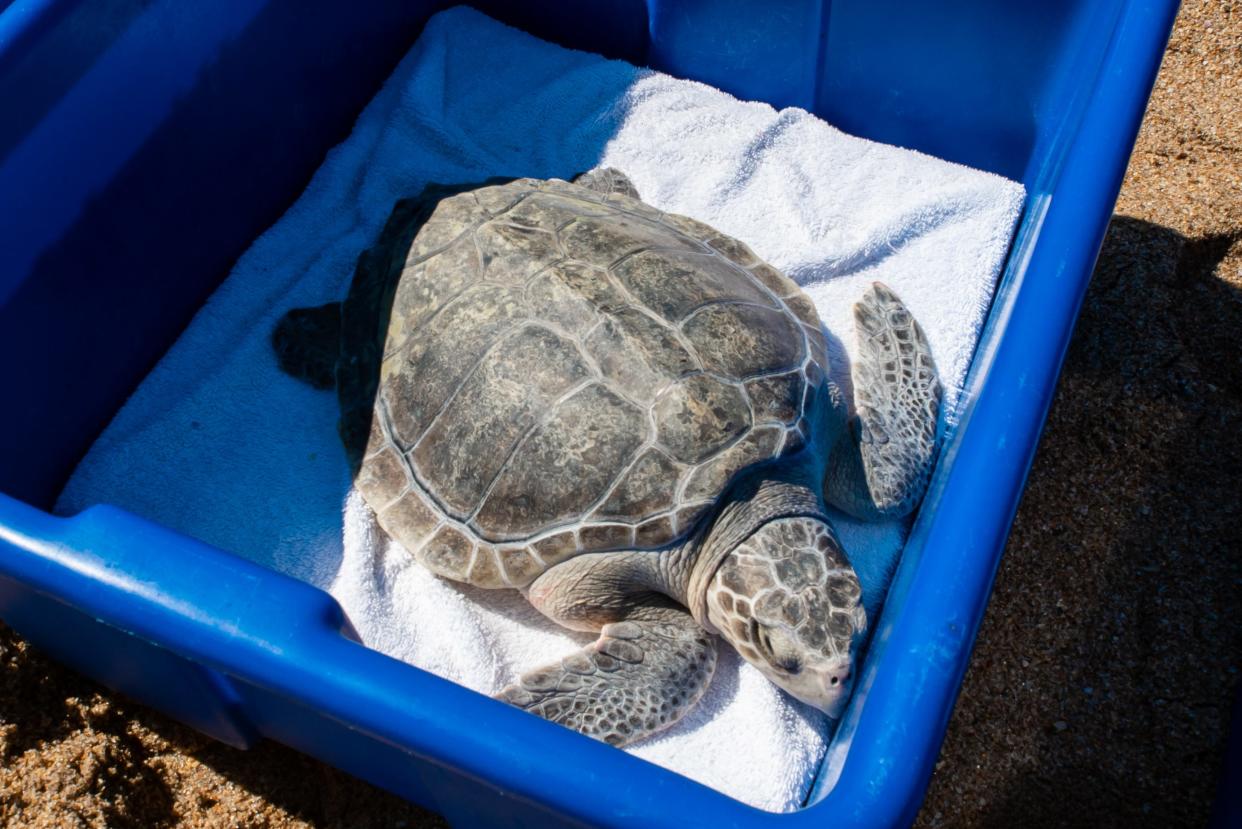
[918,215,1241,828]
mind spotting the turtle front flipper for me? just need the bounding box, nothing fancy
[495,551,716,747]
[497,608,714,747]
[825,282,943,520]
[272,302,342,390]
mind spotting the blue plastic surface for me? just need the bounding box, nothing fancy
[0,1,1177,826]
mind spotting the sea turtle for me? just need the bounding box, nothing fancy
[272,168,941,746]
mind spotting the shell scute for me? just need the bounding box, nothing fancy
[472,383,647,540]
[411,325,591,518]
[612,248,776,321]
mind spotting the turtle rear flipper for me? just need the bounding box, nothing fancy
[272,302,341,391]
[825,282,942,520]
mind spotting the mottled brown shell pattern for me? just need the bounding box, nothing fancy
[351,177,831,589]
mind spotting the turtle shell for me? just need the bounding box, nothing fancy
[341,177,831,589]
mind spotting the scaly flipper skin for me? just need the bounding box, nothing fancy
[825,282,942,520]
[496,607,715,747]
[496,550,715,747]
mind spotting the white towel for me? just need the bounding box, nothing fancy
[56,6,1024,812]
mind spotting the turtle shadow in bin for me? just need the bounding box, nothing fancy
[272,169,945,748]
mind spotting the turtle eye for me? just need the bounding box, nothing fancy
[750,620,801,674]
[751,620,775,660]
[749,619,767,651]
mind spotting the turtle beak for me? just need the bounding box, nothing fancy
[779,654,853,718]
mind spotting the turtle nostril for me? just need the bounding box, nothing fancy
[829,675,840,686]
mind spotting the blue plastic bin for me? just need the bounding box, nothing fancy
[0,1,1176,826]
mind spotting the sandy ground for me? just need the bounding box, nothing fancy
[2,1,1238,826]
[914,2,1241,826]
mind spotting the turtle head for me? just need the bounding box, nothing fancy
[704,516,866,717]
